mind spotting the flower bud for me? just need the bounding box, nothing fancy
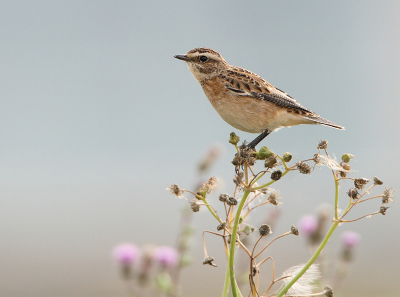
[244,225,254,235]
[341,153,354,163]
[282,152,292,162]
[257,146,274,159]
[229,132,240,145]
[271,170,282,181]
[259,224,272,236]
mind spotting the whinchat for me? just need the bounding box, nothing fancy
[174,48,344,148]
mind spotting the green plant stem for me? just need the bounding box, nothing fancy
[229,189,250,297]
[221,262,231,297]
[276,220,339,297]
[334,174,339,220]
[276,170,350,297]
[202,197,222,223]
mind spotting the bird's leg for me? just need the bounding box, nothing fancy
[248,130,270,149]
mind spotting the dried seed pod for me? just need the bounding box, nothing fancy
[217,222,227,231]
[190,199,200,212]
[203,256,217,267]
[219,193,229,202]
[354,178,370,189]
[259,224,272,236]
[297,161,312,174]
[317,139,328,149]
[347,188,359,199]
[226,197,238,206]
[264,155,278,168]
[373,176,383,185]
[271,170,282,181]
[291,225,299,236]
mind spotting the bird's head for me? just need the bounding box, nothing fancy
[174,48,228,83]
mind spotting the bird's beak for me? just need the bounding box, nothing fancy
[174,55,191,62]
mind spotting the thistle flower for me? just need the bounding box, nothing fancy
[342,231,361,248]
[153,246,179,268]
[299,215,318,236]
[167,184,184,198]
[113,243,140,265]
[278,264,320,296]
[297,161,312,174]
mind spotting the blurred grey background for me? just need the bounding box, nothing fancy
[1,1,399,296]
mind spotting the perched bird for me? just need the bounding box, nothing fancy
[174,48,344,148]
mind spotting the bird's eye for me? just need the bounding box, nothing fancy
[199,55,208,62]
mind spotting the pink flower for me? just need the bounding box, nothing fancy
[113,243,140,265]
[342,231,361,248]
[298,215,318,236]
[153,246,179,267]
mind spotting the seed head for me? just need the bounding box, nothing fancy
[382,188,394,204]
[267,191,280,206]
[323,285,333,297]
[283,152,293,162]
[167,184,184,198]
[247,156,256,166]
[203,256,217,267]
[264,154,278,168]
[217,222,226,231]
[219,193,229,202]
[203,177,219,194]
[233,172,244,186]
[313,153,322,165]
[317,139,328,149]
[373,176,383,185]
[259,224,272,236]
[190,199,200,212]
[379,205,389,215]
[271,170,282,181]
[347,188,359,199]
[354,178,370,190]
[226,197,238,206]
[291,225,299,236]
[229,132,240,145]
[297,161,312,174]
[231,154,242,166]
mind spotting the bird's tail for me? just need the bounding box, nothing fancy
[305,115,345,130]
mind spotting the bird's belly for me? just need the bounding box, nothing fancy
[201,78,312,133]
